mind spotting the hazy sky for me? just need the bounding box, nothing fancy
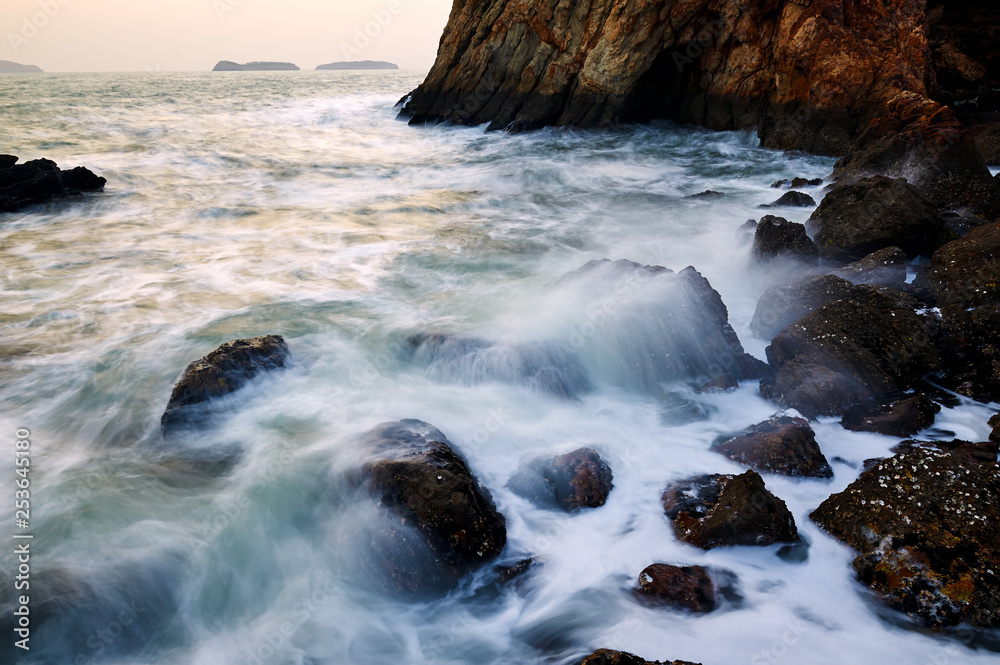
[1,0,453,72]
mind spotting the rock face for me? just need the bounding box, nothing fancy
[805,176,954,262]
[316,60,399,70]
[160,335,289,433]
[212,61,299,71]
[577,650,701,665]
[361,420,507,593]
[405,333,591,399]
[508,447,613,511]
[840,393,940,436]
[662,471,798,549]
[750,274,858,341]
[762,286,939,416]
[711,416,832,478]
[0,60,43,73]
[0,156,106,213]
[915,222,1000,308]
[635,564,717,613]
[400,0,934,155]
[834,246,908,287]
[811,447,1000,627]
[751,216,818,264]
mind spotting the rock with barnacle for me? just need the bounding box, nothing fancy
[811,447,1000,627]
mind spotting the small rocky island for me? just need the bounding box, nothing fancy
[0,60,43,73]
[212,61,299,71]
[316,61,399,70]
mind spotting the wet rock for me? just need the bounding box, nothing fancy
[496,557,534,583]
[559,260,767,387]
[762,286,939,416]
[991,413,1000,443]
[662,471,798,550]
[762,191,816,208]
[750,275,858,341]
[361,420,507,593]
[699,373,738,394]
[840,393,940,437]
[833,247,908,287]
[401,0,934,156]
[577,650,701,665]
[406,332,591,399]
[806,176,954,262]
[969,122,1000,166]
[772,178,823,189]
[933,305,1000,402]
[160,335,289,434]
[761,362,870,419]
[736,219,758,246]
[890,438,999,465]
[833,92,1000,217]
[711,416,832,478]
[914,222,1000,309]
[0,155,106,213]
[751,216,818,264]
[811,447,1000,627]
[655,389,715,426]
[635,564,717,613]
[508,447,613,512]
[685,190,724,200]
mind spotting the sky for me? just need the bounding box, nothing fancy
[0,0,453,72]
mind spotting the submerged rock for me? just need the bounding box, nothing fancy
[711,416,832,478]
[762,191,817,208]
[577,650,701,665]
[750,275,858,341]
[160,335,289,434]
[833,246,908,287]
[805,176,953,262]
[811,447,1000,627]
[662,471,798,550]
[751,215,818,264]
[0,155,106,213]
[762,286,939,416]
[635,563,717,613]
[508,447,614,512]
[406,332,591,399]
[361,420,506,594]
[685,190,724,200]
[840,393,940,437]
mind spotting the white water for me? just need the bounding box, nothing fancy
[1,71,997,665]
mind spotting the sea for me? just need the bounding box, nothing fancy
[1,71,997,665]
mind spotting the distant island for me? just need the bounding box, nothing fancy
[316,61,399,71]
[212,61,299,72]
[0,60,43,73]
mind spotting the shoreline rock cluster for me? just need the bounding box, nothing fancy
[0,155,106,213]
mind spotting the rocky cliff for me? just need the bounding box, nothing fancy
[399,0,974,155]
[0,60,43,73]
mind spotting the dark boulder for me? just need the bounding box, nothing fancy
[405,332,591,399]
[634,564,717,613]
[762,286,939,416]
[840,393,940,437]
[361,420,506,593]
[577,650,701,665]
[833,246,908,287]
[0,156,106,213]
[662,471,798,550]
[969,121,1000,166]
[761,362,870,419]
[160,335,289,434]
[914,222,1000,309]
[508,447,613,512]
[811,447,1000,627]
[751,216,818,264]
[711,416,832,478]
[934,305,1000,402]
[805,175,954,262]
[750,275,858,341]
[735,219,758,246]
[685,190,724,200]
[773,177,823,189]
[890,438,1000,466]
[763,191,817,208]
[991,413,1000,443]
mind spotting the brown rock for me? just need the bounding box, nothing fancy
[662,471,798,550]
[508,447,614,511]
[840,393,940,437]
[577,649,701,665]
[811,447,1000,627]
[761,362,870,419]
[751,215,818,264]
[806,175,954,262]
[763,191,817,208]
[833,247,908,287]
[934,305,1000,402]
[991,413,1000,443]
[750,274,858,341]
[711,416,832,478]
[635,564,717,613]
[969,122,1000,166]
[914,222,1000,309]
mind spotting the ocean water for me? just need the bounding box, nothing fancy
[0,71,997,665]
